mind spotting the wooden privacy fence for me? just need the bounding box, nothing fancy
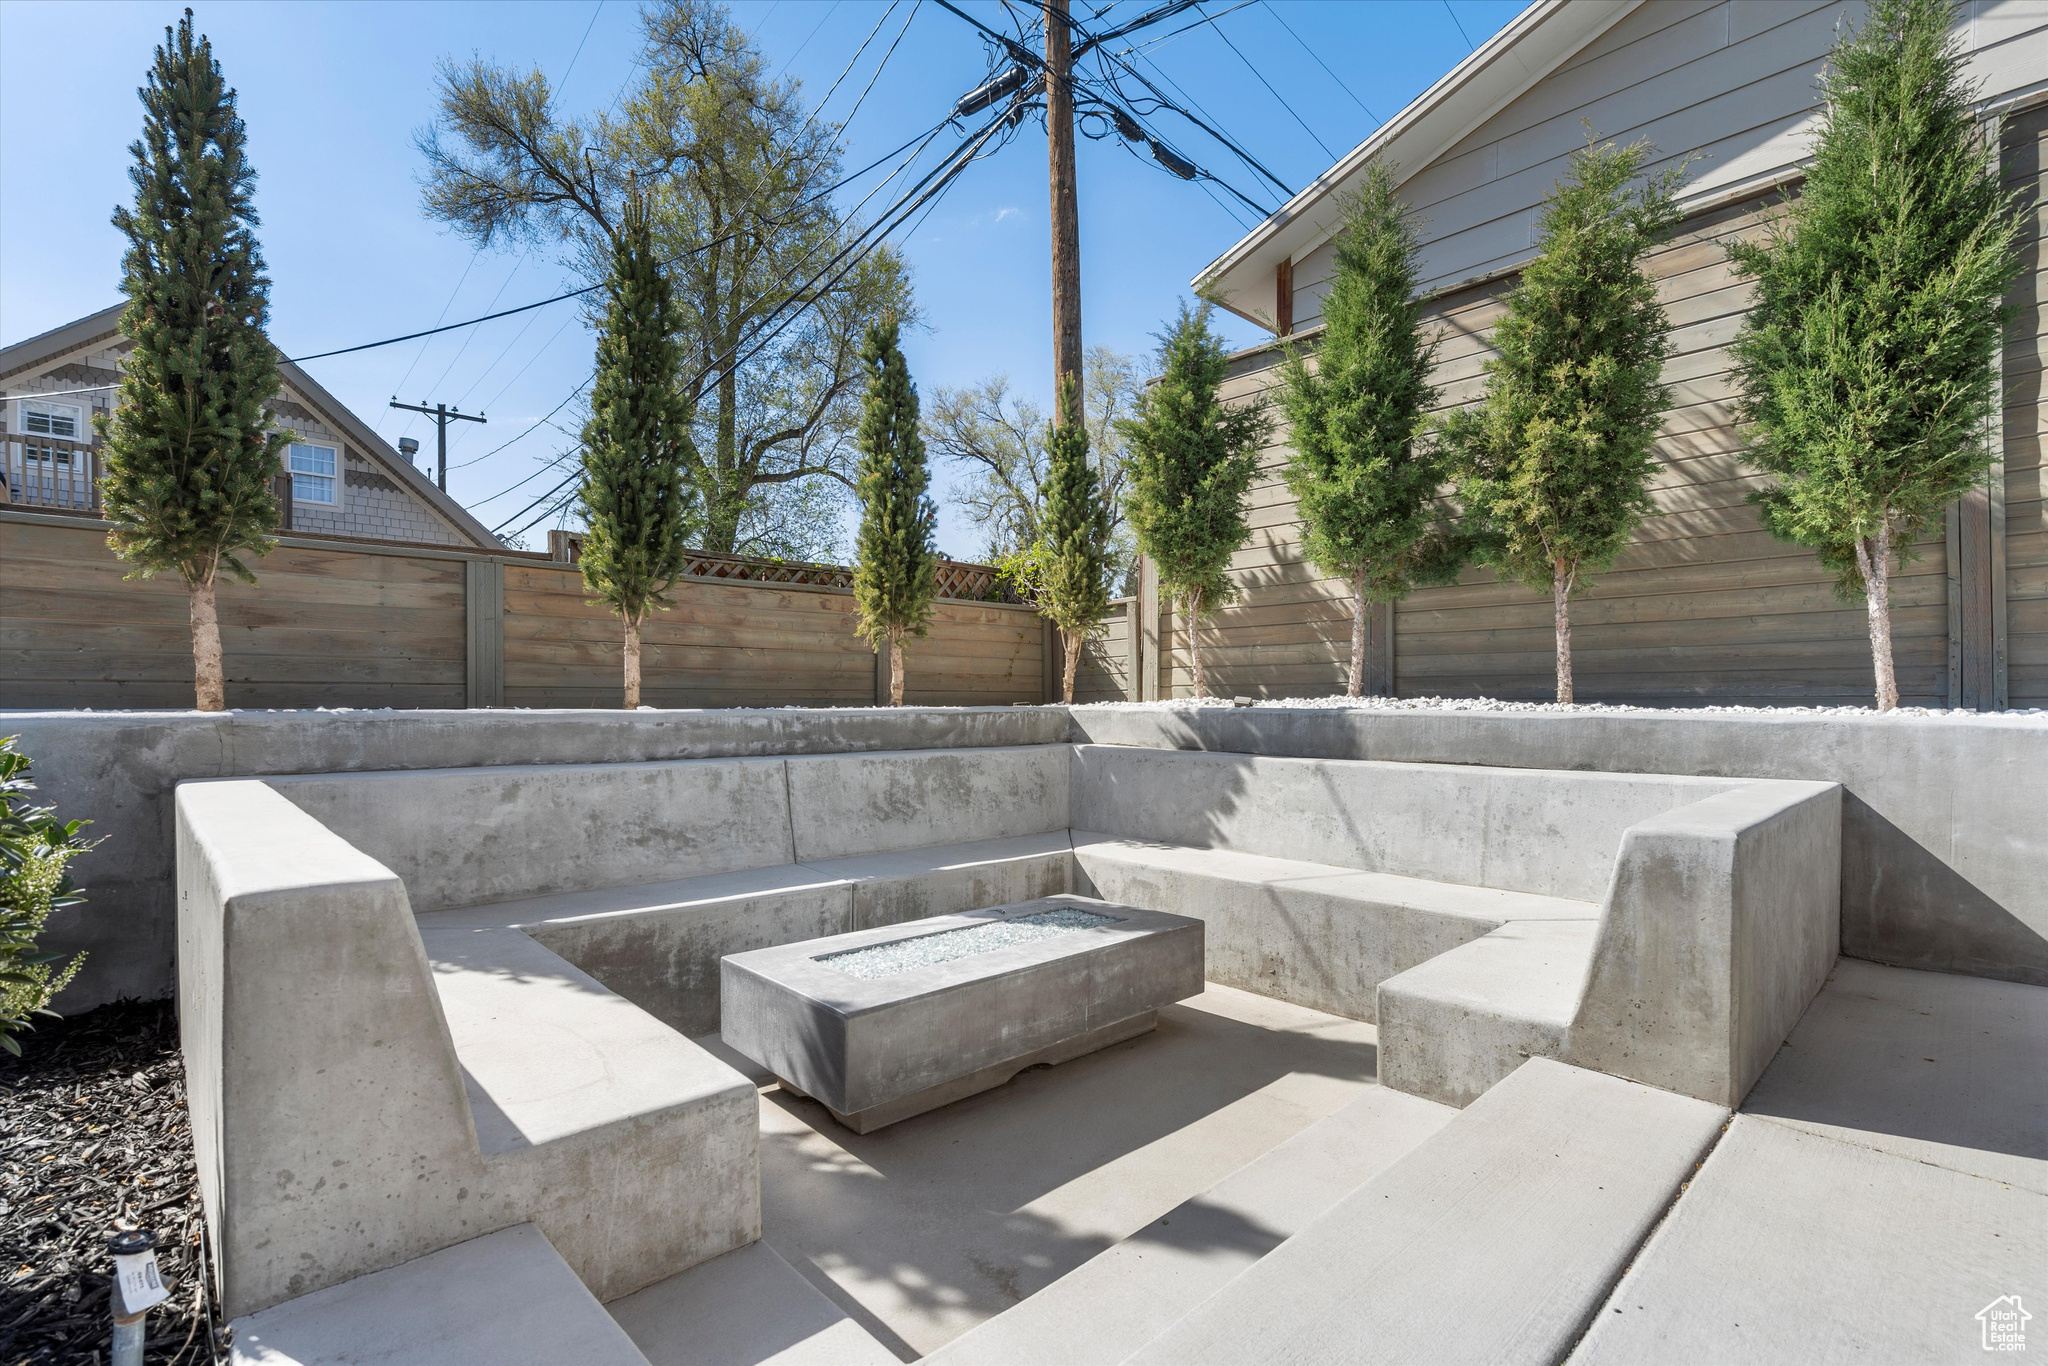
[2,511,1051,710]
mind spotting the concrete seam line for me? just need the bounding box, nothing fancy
[1560,1113,1733,1363]
[781,759,799,866]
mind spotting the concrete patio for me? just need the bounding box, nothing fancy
[43,702,2034,1364]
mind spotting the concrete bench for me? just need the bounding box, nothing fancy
[1120,1059,1729,1366]
[178,745,1075,1318]
[1068,746,1842,1109]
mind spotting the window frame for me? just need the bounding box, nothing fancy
[286,440,341,507]
[16,398,85,441]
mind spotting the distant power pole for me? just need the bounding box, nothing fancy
[1045,0,1083,427]
[388,399,487,492]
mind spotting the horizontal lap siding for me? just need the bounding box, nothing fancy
[1,518,467,709]
[2005,104,2047,706]
[1173,188,1963,707]
[500,561,1044,708]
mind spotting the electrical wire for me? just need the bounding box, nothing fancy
[840,0,921,129]
[1442,0,1475,52]
[489,98,1021,538]
[772,0,840,79]
[1261,1,1378,125]
[813,1,900,115]
[1197,2,1334,159]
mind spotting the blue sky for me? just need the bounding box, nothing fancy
[0,0,1522,555]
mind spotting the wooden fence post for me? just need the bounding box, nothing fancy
[1043,618,1059,703]
[465,558,504,708]
[1138,557,1160,701]
[1124,596,1140,703]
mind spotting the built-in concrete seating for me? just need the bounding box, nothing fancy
[180,733,1842,1339]
[1069,745,1843,1109]
[178,745,1075,1321]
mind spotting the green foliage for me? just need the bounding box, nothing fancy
[1027,378,1115,635]
[0,738,92,1057]
[851,320,938,650]
[579,188,698,625]
[925,348,1146,583]
[1728,0,2022,597]
[1438,133,1681,595]
[419,0,914,554]
[97,9,284,590]
[1120,302,1269,614]
[1278,164,1462,602]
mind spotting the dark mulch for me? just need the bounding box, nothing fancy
[0,1001,222,1365]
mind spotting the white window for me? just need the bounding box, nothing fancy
[19,399,83,440]
[287,442,338,504]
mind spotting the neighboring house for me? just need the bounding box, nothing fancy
[1185,0,2047,710]
[0,303,499,549]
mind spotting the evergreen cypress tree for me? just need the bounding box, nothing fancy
[1120,302,1269,698]
[578,187,697,709]
[851,320,938,705]
[1002,378,1113,703]
[1279,165,1461,697]
[1439,135,1682,703]
[97,10,285,713]
[1729,0,2021,711]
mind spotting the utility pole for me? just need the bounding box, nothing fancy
[1045,0,1083,427]
[388,399,487,492]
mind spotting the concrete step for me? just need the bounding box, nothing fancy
[1121,1059,1729,1366]
[608,1240,899,1366]
[1376,919,1599,1107]
[925,1085,1456,1366]
[228,1223,649,1366]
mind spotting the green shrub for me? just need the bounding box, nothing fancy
[1,736,92,1055]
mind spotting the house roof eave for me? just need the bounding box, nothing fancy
[1190,0,1641,328]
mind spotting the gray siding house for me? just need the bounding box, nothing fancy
[1173,0,2046,710]
[0,304,499,549]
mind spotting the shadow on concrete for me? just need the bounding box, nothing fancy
[1840,797,2048,988]
[749,986,1380,1355]
[1741,960,2048,1179]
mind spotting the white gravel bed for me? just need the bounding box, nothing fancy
[1074,694,2044,720]
[818,907,1120,980]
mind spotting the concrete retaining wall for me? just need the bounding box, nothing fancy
[12,707,1069,1010]
[1068,706,2048,986]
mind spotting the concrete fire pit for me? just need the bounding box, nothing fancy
[721,895,1204,1132]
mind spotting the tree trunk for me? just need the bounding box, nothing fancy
[1347,566,1368,698]
[189,575,226,713]
[1552,557,1575,705]
[622,615,642,709]
[889,633,905,707]
[1185,587,1205,698]
[1060,627,1081,704]
[1857,524,1898,712]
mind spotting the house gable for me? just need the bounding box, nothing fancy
[0,304,500,549]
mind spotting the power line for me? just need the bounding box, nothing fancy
[814,1,900,114]
[1442,0,1475,52]
[1261,1,1378,126]
[772,0,840,79]
[489,96,1024,538]
[1198,2,1334,160]
[840,0,921,129]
